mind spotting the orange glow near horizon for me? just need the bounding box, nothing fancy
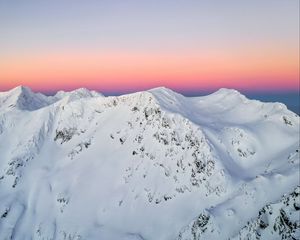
[0,46,298,93]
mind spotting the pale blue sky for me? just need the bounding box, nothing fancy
[0,0,299,55]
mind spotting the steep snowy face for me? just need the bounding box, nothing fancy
[151,87,299,177]
[0,86,299,240]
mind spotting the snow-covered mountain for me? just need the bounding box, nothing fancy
[0,86,299,240]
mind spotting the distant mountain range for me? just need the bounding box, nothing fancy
[0,86,299,240]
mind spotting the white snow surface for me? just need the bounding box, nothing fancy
[0,86,299,240]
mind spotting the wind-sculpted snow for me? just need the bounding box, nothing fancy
[0,86,299,239]
[178,186,300,240]
[232,186,300,240]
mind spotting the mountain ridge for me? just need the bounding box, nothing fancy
[0,85,295,115]
[0,86,299,239]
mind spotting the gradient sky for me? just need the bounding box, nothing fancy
[0,0,299,94]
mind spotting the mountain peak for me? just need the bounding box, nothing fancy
[148,86,170,91]
[148,86,184,101]
[213,88,244,97]
[54,88,103,101]
[202,88,248,104]
[0,85,50,111]
[148,86,179,95]
[9,85,33,96]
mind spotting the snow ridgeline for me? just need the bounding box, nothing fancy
[0,86,299,240]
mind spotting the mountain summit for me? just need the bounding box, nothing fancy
[0,86,299,240]
[0,86,51,111]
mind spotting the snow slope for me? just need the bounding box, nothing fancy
[0,86,299,240]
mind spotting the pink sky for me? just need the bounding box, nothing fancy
[0,46,298,93]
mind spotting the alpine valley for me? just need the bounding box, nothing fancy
[0,86,299,240]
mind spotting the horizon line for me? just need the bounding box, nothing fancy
[1,84,299,96]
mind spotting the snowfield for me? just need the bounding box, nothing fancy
[0,86,299,240]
